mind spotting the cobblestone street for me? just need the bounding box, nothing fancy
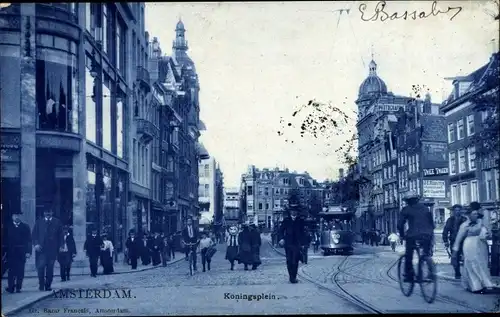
[9,236,499,316]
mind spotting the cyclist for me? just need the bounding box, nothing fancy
[397,190,435,282]
[181,218,199,271]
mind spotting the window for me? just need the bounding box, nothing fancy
[457,119,465,140]
[448,123,456,143]
[116,19,122,71]
[384,168,387,179]
[496,169,500,201]
[116,96,124,158]
[280,188,284,195]
[35,49,78,133]
[204,184,209,197]
[85,3,94,32]
[481,110,489,122]
[258,186,263,195]
[204,164,209,177]
[449,151,456,175]
[102,79,112,151]
[415,154,419,171]
[264,187,269,196]
[392,165,396,177]
[460,182,469,205]
[247,186,253,196]
[451,184,459,205]
[132,139,137,179]
[470,180,478,202]
[258,203,263,210]
[85,64,96,142]
[466,114,474,136]
[467,146,476,171]
[416,179,420,195]
[102,4,109,54]
[458,149,466,173]
[265,203,269,210]
[484,171,494,201]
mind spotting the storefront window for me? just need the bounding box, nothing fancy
[102,80,112,151]
[86,163,97,233]
[0,52,21,128]
[116,98,124,158]
[115,172,127,251]
[101,166,113,233]
[36,54,78,133]
[85,66,97,142]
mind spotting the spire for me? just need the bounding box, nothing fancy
[368,44,377,76]
[173,19,188,52]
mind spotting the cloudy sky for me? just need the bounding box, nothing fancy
[145,1,499,187]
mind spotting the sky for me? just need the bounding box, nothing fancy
[145,1,499,188]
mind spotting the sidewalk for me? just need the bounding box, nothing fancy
[1,251,186,316]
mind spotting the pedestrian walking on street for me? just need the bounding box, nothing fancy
[278,202,307,284]
[141,234,152,266]
[312,230,320,253]
[237,222,253,271]
[151,230,162,266]
[161,237,170,266]
[168,234,176,260]
[453,202,499,294]
[32,208,63,291]
[84,227,102,277]
[225,226,239,270]
[100,234,114,275]
[3,210,32,293]
[200,233,215,272]
[388,232,399,252]
[443,204,467,279]
[125,230,141,270]
[249,224,262,270]
[182,218,199,271]
[57,225,76,282]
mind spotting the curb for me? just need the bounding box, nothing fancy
[1,255,189,317]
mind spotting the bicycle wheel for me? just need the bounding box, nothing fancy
[397,255,415,297]
[419,257,437,303]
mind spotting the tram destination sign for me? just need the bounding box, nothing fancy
[423,167,449,177]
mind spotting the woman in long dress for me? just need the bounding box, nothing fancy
[453,203,498,294]
[237,223,253,271]
[100,235,114,275]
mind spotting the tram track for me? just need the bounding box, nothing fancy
[270,242,490,313]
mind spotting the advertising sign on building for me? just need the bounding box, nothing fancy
[375,104,406,112]
[422,142,448,167]
[423,180,446,198]
[423,167,449,177]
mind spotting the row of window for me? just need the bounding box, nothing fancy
[383,165,397,180]
[449,146,476,175]
[450,169,500,205]
[398,171,408,189]
[447,114,474,143]
[408,154,420,174]
[198,184,210,198]
[383,184,397,204]
[199,164,210,178]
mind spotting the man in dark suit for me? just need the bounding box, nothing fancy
[442,204,467,279]
[32,208,63,291]
[58,225,76,282]
[125,230,141,270]
[83,227,102,277]
[279,204,307,284]
[182,218,199,271]
[3,210,32,293]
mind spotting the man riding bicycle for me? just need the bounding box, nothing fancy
[181,218,199,271]
[397,190,435,282]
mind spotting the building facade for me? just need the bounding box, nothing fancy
[223,187,240,226]
[0,3,148,257]
[240,165,322,228]
[198,156,217,225]
[441,52,500,227]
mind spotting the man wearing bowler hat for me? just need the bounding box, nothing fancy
[442,204,467,279]
[32,208,63,291]
[3,210,32,293]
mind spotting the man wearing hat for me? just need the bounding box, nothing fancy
[278,200,307,284]
[32,208,63,291]
[3,211,32,293]
[443,204,467,279]
[83,227,103,277]
[397,190,435,282]
[57,225,76,282]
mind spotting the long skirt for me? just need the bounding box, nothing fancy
[225,246,238,262]
[151,250,161,266]
[461,236,495,292]
[100,252,114,275]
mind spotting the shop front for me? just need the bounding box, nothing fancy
[1,143,21,224]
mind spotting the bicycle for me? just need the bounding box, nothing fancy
[184,241,199,276]
[397,239,438,303]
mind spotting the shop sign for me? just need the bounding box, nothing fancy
[422,142,448,165]
[1,148,19,162]
[423,180,446,198]
[423,167,449,177]
[375,104,406,112]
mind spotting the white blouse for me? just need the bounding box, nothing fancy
[101,240,114,256]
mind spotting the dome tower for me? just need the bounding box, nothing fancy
[358,59,388,98]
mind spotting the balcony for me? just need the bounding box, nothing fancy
[135,118,158,144]
[136,66,151,93]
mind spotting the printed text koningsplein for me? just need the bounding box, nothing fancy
[224,293,278,301]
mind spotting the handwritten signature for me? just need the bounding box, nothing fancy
[359,1,463,22]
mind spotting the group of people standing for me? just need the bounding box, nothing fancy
[2,209,78,293]
[443,202,499,294]
[83,227,115,277]
[225,222,261,271]
[124,229,178,270]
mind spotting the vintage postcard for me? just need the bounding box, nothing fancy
[1,1,499,316]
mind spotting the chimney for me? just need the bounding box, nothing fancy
[339,168,344,179]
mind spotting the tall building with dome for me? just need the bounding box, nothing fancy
[356,58,414,232]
